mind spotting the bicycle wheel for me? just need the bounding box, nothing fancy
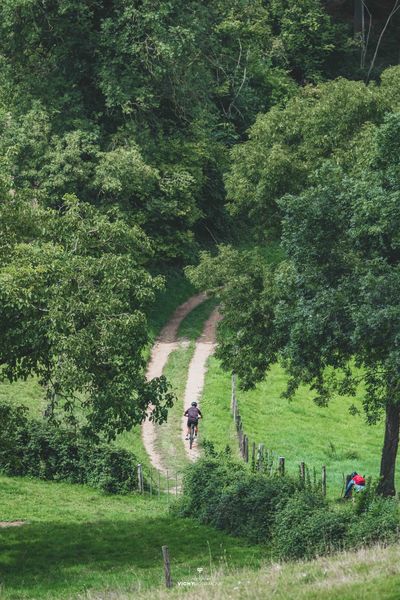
[189,423,195,449]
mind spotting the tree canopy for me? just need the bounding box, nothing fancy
[189,68,400,495]
[2,1,400,450]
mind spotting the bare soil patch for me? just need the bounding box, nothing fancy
[0,521,26,528]
[181,308,222,461]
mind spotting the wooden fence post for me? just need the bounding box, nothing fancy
[251,441,256,470]
[300,461,305,482]
[257,443,264,471]
[166,469,170,500]
[158,471,161,499]
[278,456,285,476]
[162,546,173,588]
[137,464,144,493]
[322,465,327,497]
[243,435,249,462]
[231,373,236,414]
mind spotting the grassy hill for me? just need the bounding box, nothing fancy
[201,358,389,498]
[0,475,265,600]
[134,543,400,600]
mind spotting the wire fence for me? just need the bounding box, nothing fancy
[136,463,184,498]
[231,373,329,496]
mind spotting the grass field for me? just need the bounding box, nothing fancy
[0,475,265,600]
[199,356,238,456]
[133,543,400,600]
[201,358,390,497]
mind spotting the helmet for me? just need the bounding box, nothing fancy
[191,401,197,407]
[350,472,358,478]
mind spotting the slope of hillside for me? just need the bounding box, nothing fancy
[200,359,390,497]
[134,543,400,600]
[0,475,265,600]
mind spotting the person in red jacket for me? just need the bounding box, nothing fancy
[344,471,366,498]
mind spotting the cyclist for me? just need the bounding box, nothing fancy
[184,401,202,440]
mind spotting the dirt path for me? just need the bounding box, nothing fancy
[181,307,222,461]
[142,293,207,473]
[0,521,26,528]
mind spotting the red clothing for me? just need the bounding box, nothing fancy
[353,474,365,486]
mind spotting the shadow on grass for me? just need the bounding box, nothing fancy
[0,514,264,597]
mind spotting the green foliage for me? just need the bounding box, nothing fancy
[346,497,400,547]
[209,472,299,543]
[0,401,139,494]
[268,0,353,82]
[187,245,278,387]
[273,491,350,560]
[192,66,400,495]
[226,77,381,232]
[177,455,399,560]
[0,195,174,438]
[176,454,302,542]
[177,455,246,523]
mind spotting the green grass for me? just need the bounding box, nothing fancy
[133,543,400,600]
[201,359,389,497]
[0,475,265,600]
[0,376,44,418]
[236,363,387,496]
[200,357,238,456]
[153,346,194,475]
[177,298,217,340]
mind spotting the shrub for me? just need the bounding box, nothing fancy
[211,473,299,542]
[273,490,350,560]
[176,453,301,543]
[84,446,138,494]
[0,401,139,494]
[346,497,400,548]
[176,456,246,522]
[177,451,400,559]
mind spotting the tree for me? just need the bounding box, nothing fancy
[0,195,173,439]
[225,76,382,235]
[190,68,400,496]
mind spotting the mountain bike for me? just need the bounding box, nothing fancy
[189,422,196,449]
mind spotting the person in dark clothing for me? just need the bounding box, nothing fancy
[344,471,366,498]
[184,401,202,440]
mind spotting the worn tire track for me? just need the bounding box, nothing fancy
[142,293,207,473]
[181,307,222,461]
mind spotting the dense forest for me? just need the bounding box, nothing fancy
[2,0,400,494]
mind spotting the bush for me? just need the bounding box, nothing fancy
[176,456,246,523]
[177,452,400,559]
[84,446,138,494]
[211,473,299,542]
[274,490,350,560]
[176,453,301,543]
[346,497,400,548]
[0,401,139,494]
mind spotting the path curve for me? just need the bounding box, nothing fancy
[181,307,222,461]
[142,293,207,473]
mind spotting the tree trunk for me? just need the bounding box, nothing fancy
[377,400,400,496]
[354,0,365,35]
